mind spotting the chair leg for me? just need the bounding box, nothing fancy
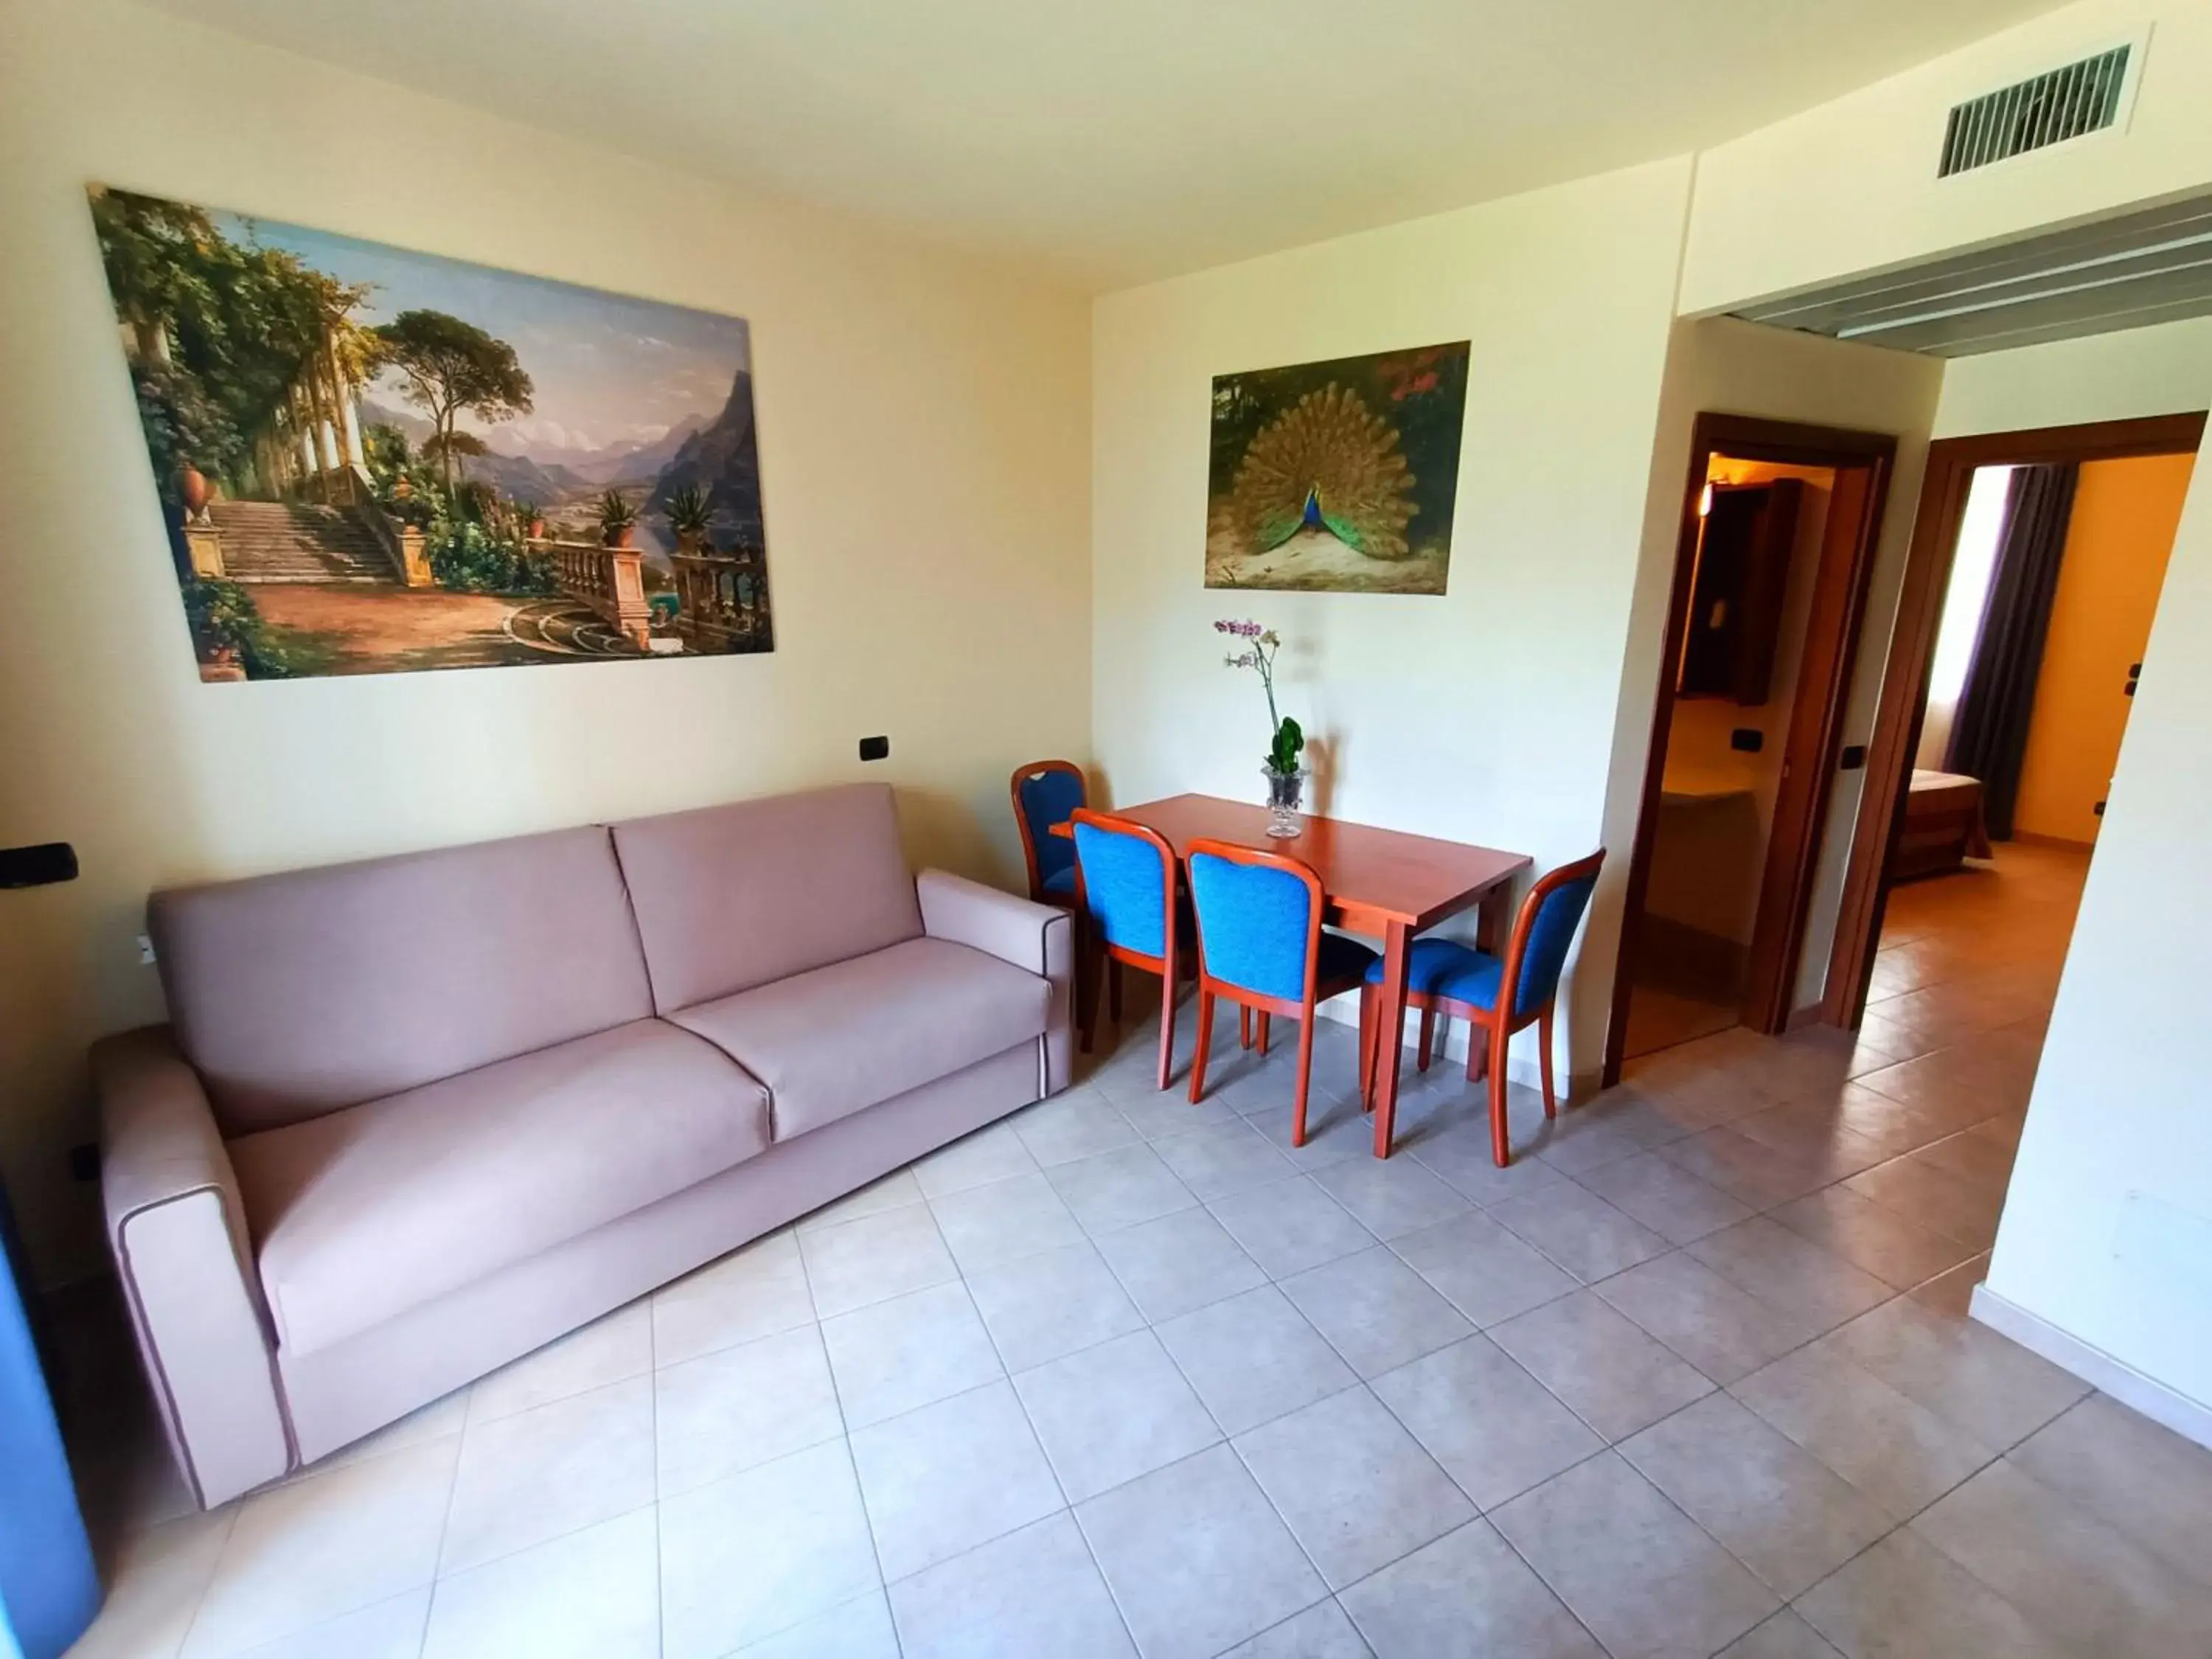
[1189,992,1217,1104]
[1291,1015,1317,1147]
[1155,963,1178,1091]
[1466,1014,1486,1082]
[1357,985,1376,1113]
[1488,1023,1512,1168]
[1539,1007,1557,1119]
[1108,959,1122,1024]
[1417,1006,1435,1072]
[1240,1006,1252,1049]
[1258,1012,1271,1056]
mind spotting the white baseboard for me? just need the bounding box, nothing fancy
[1970,1284,2212,1452]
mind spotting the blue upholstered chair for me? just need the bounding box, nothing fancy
[1184,839,1378,1147]
[1010,760,1087,907]
[1071,808,1187,1090]
[1360,849,1605,1168]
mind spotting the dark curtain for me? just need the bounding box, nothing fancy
[1944,462,2079,839]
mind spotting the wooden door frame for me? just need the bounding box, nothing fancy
[1818,410,2207,1026]
[1604,413,1898,1087]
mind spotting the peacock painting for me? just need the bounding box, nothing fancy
[1206,341,1469,594]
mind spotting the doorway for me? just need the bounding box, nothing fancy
[1821,413,2205,1029]
[1607,415,1896,1080]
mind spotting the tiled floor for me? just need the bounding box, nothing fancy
[58,844,2212,1658]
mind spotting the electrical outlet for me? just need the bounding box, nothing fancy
[858,736,890,762]
[137,933,157,966]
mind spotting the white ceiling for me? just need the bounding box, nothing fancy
[145,0,2072,291]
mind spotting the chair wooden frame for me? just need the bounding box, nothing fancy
[1361,849,1606,1169]
[1069,807,1183,1091]
[1009,759,1088,906]
[1184,839,1368,1148]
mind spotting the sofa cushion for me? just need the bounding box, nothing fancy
[229,1019,768,1356]
[669,937,1049,1141]
[613,783,922,1012]
[152,827,655,1135]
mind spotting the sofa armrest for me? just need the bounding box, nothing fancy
[94,1027,291,1506]
[917,870,1074,1094]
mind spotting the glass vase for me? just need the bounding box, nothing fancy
[1263,765,1310,838]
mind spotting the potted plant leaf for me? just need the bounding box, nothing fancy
[597,489,638,549]
[665,484,712,552]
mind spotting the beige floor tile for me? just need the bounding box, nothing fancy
[469,1302,653,1425]
[911,1119,1042,1198]
[440,1375,654,1575]
[919,1171,1082,1278]
[2009,1393,2212,1590]
[1012,1088,1144,1166]
[1312,1156,1475,1242]
[1280,1247,1475,1379]
[658,1439,880,1659]
[649,1231,815,1369]
[847,1379,1065,1580]
[1764,1186,1979,1293]
[1388,1210,1577,1329]
[184,1437,459,1657]
[1730,1346,1997,1520]
[1487,1290,1714,1441]
[422,1510,656,1659]
[227,1591,429,1659]
[1236,1387,1474,1588]
[1488,1181,1672,1284]
[1409,1122,1577,1207]
[1368,1334,1601,1511]
[1652,1127,1833,1209]
[1151,1120,1299,1202]
[1219,1599,1372,1658]
[798,1202,961,1318]
[1568,1150,1753,1245]
[1685,1218,1894,1332]
[1154,1284,1357,1436]
[1046,1141,1203,1234]
[1714,1609,1843,1658]
[733,1590,900,1657]
[1820,1295,2090,1448]
[1338,1519,1602,1658]
[655,1324,845,1497]
[1618,1394,1891,1599]
[1595,1252,1826,1384]
[818,1281,1004,1430]
[796,1168,926,1234]
[1012,1330,1220,1503]
[1096,1206,1269,1324]
[962,1239,1147,1372]
[888,1512,1135,1658]
[1074,1444,1326,1659]
[1913,1459,2212,1659]
[1795,1529,2074,1659]
[1209,1174,1377,1279]
[1490,1452,1776,1659]
[67,1508,236,1659]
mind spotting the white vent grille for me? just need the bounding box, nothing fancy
[1939,45,2132,177]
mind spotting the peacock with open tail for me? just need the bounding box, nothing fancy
[1228,382,1417,561]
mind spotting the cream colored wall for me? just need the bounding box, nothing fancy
[2014,452,2194,844]
[1596,319,1944,1032]
[1934,315,2212,437]
[1982,405,2212,1437]
[0,0,1092,1282]
[1680,0,2212,316]
[1091,158,1696,1086]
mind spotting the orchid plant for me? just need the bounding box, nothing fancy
[1215,619,1305,776]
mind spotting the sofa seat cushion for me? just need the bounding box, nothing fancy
[229,1019,769,1356]
[669,937,1050,1141]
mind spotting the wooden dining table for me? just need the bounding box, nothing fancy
[1057,793,1529,1157]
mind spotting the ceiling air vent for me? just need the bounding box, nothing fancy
[1939,44,2132,177]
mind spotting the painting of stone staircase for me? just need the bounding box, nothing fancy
[206,501,398,584]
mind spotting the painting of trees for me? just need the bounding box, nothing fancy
[370,310,535,493]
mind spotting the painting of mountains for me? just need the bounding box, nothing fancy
[90,185,774,681]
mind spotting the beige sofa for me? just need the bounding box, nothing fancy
[93,782,1071,1509]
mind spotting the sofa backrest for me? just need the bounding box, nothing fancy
[151,827,655,1136]
[613,782,922,1012]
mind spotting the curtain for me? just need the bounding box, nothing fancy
[1944,462,2079,839]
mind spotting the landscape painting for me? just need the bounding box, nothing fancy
[91,186,773,681]
[1206,341,1470,594]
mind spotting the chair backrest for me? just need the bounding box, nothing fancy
[1502,849,1607,1020]
[1011,760,1086,900]
[1071,808,1175,961]
[1185,838,1324,1005]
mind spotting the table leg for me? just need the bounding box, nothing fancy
[1477,881,1513,952]
[1371,919,1411,1158]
